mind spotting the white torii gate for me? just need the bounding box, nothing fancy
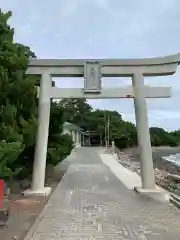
[24,54,180,197]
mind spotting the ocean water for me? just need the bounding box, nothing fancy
[162,153,180,166]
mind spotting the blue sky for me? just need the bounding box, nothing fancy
[1,0,180,131]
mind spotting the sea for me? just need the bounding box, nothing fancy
[162,153,180,166]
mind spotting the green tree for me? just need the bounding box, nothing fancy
[0,9,74,181]
[0,10,37,178]
[150,127,178,147]
[59,98,92,130]
[60,97,179,149]
[60,99,137,147]
[47,101,74,166]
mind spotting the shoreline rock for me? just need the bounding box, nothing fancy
[115,146,180,196]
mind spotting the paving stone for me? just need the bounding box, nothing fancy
[25,148,180,240]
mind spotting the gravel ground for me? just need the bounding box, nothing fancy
[115,146,180,170]
[115,146,180,194]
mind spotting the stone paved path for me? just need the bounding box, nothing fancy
[25,147,180,240]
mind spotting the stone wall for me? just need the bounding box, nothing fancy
[153,156,180,175]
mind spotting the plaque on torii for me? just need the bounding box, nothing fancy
[84,61,101,93]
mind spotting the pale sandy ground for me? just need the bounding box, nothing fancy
[0,168,65,240]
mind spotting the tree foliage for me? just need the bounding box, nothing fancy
[150,127,178,147]
[0,9,74,180]
[59,98,180,149]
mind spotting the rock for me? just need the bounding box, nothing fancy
[5,187,11,196]
[0,208,9,226]
[176,183,180,191]
[20,180,31,191]
[174,189,180,194]
[3,182,10,196]
[12,236,19,240]
[167,186,174,192]
[167,174,180,182]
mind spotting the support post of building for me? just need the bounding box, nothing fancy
[72,131,76,145]
[78,133,81,146]
[24,74,52,196]
[82,135,84,146]
[132,72,155,190]
[75,131,80,147]
[112,140,115,153]
[89,136,91,146]
[75,131,78,145]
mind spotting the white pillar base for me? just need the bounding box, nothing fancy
[134,186,169,202]
[75,143,81,147]
[22,187,52,197]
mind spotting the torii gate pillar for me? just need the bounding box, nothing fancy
[24,54,180,199]
[31,74,52,195]
[132,73,155,189]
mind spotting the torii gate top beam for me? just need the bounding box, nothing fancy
[27,53,180,77]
